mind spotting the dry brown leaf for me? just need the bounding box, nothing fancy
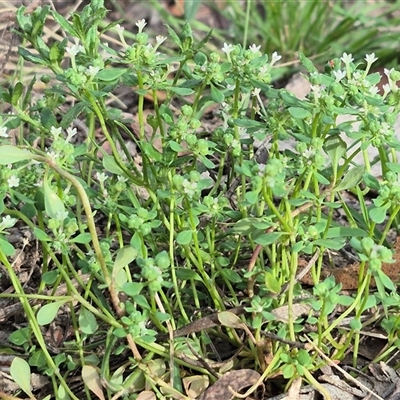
[299,236,400,289]
[137,391,156,400]
[81,365,105,400]
[197,369,262,400]
[285,377,302,400]
[271,304,312,323]
[182,375,209,399]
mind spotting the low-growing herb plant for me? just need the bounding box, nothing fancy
[1,0,400,398]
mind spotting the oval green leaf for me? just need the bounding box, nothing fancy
[10,357,33,398]
[0,145,33,164]
[176,230,192,245]
[43,180,65,219]
[112,246,138,276]
[37,300,66,325]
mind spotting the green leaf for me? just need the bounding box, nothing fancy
[70,233,92,243]
[34,227,51,241]
[315,172,330,185]
[37,300,66,325]
[49,42,60,64]
[375,269,396,291]
[43,179,65,219]
[361,294,377,311]
[103,155,127,176]
[122,282,144,296]
[164,24,182,47]
[141,141,163,162]
[176,230,192,245]
[299,52,318,74]
[194,51,207,65]
[369,206,388,224]
[42,270,59,285]
[297,349,312,366]
[200,155,215,169]
[232,217,259,234]
[349,318,362,331]
[253,232,284,246]
[245,190,259,205]
[112,246,138,276]
[220,269,241,283]
[288,107,311,119]
[363,173,380,190]
[334,167,364,191]
[312,238,345,250]
[51,11,79,37]
[169,140,185,152]
[264,271,281,293]
[167,86,194,96]
[135,89,148,96]
[96,68,128,82]
[0,238,15,256]
[11,82,24,105]
[323,134,346,167]
[386,162,400,173]
[0,145,33,164]
[133,294,150,309]
[326,227,367,238]
[40,107,57,130]
[210,83,224,103]
[176,269,201,281]
[79,307,98,334]
[338,295,354,307]
[10,357,33,398]
[280,90,303,107]
[18,48,47,65]
[60,102,88,128]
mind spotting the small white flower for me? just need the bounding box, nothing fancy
[7,175,19,188]
[0,126,8,138]
[270,51,282,66]
[310,84,322,100]
[87,65,100,78]
[66,127,77,142]
[341,52,354,65]
[333,70,346,82]
[365,53,378,65]
[156,36,167,46]
[182,179,197,197]
[50,126,62,139]
[249,44,261,53]
[117,176,128,183]
[259,65,269,75]
[384,68,394,80]
[231,139,240,148]
[115,24,124,34]
[379,122,391,137]
[226,84,235,91]
[302,148,314,159]
[222,42,234,55]
[252,88,261,96]
[382,83,391,97]
[96,172,108,184]
[47,150,59,162]
[66,44,84,57]
[135,19,147,33]
[55,211,68,222]
[369,86,379,95]
[0,215,17,230]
